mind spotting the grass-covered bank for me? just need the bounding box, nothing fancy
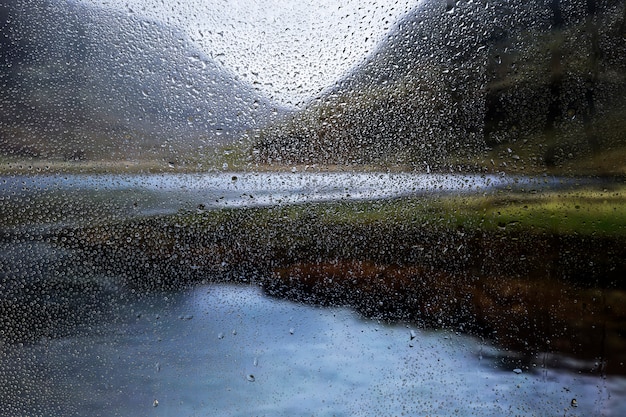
[38,184,626,374]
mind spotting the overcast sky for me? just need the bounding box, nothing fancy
[81,0,422,106]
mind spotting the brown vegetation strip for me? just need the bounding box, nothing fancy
[266,260,626,375]
[49,212,626,375]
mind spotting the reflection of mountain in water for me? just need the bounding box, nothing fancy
[0,0,277,161]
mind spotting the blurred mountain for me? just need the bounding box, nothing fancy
[254,0,626,175]
[0,0,277,164]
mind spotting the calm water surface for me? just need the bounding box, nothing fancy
[1,283,623,417]
[1,172,577,228]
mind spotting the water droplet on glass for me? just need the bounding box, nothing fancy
[570,398,578,408]
[253,357,258,367]
[513,368,522,374]
[289,328,295,335]
[410,330,417,340]
[218,332,224,339]
[246,374,255,382]
[153,399,159,407]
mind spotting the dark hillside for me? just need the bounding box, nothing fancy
[1,0,275,164]
[254,0,626,174]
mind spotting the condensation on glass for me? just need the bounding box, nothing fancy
[1,1,625,416]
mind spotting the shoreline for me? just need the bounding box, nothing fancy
[2,163,625,375]
[37,191,626,375]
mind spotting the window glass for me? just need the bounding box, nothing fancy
[1,0,625,415]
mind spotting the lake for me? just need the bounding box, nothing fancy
[1,171,581,229]
[1,172,624,416]
[1,281,623,416]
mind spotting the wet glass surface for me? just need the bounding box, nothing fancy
[2,0,626,415]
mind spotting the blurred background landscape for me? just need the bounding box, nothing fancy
[0,0,279,171]
[2,1,626,415]
[2,0,625,175]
